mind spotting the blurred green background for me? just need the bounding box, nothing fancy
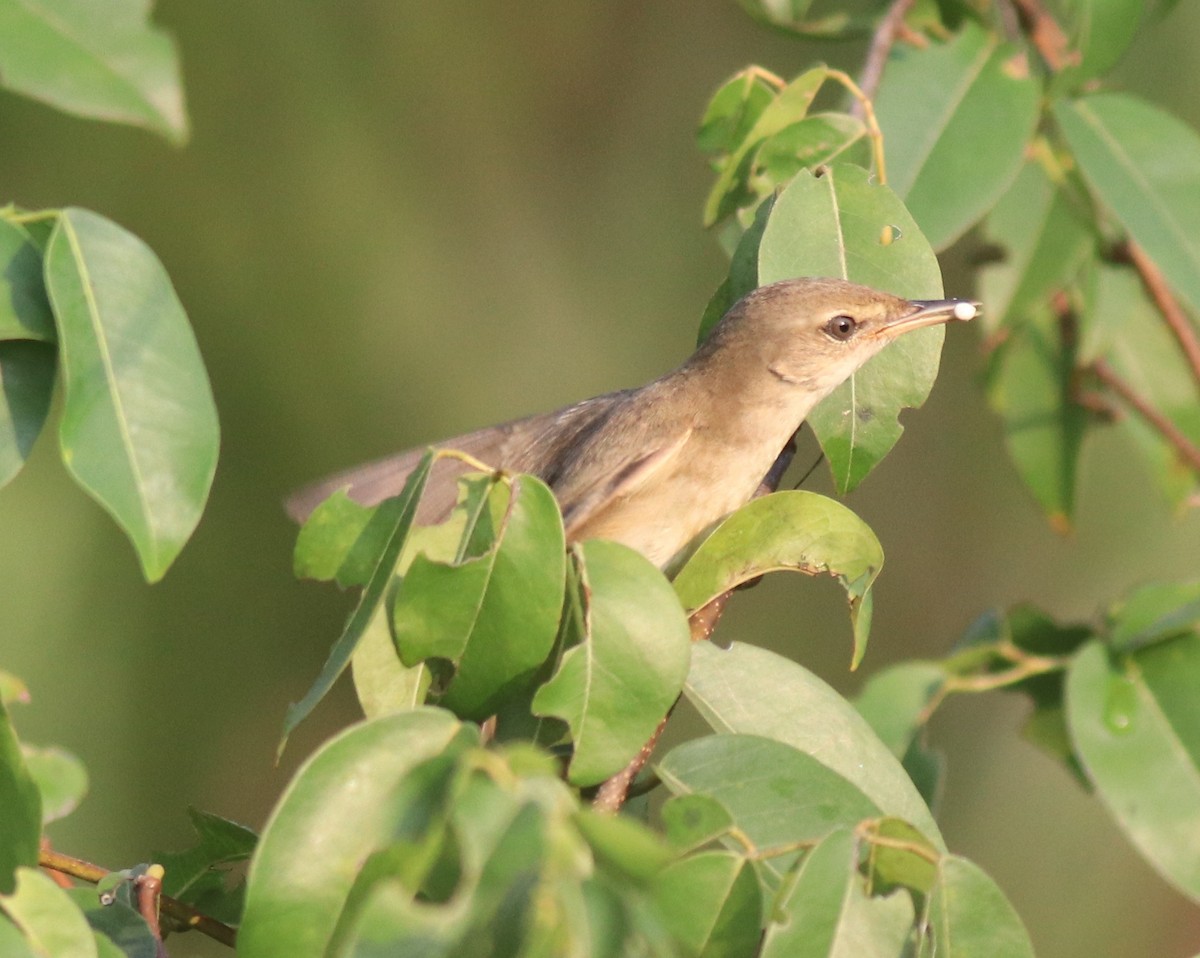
[3,2,1200,955]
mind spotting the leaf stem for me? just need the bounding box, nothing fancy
[1124,242,1200,391]
[1091,358,1200,473]
[825,69,888,186]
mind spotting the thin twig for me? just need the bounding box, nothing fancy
[1125,242,1200,390]
[136,866,169,958]
[1092,359,1200,473]
[39,849,238,949]
[825,69,888,185]
[857,0,920,105]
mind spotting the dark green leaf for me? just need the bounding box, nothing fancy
[0,341,55,490]
[672,492,882,665]
[533,540,690,785]
[1066,638,1200,900]
[21,745,86,825]
[0,702,39,895]
[0,868,96,957]
[0,0,188,143]
[653,851,762,958]
[0,219,55,342]
[875,23,1040,250]
[684,642,943,847]
[660,795,736,854]
[395,475,566,720]
[986,307,1087,529]
[154,808,255,909]
[1055,93,1200,318]
[758,163,946,493]
[927,856,1035,957]
[240,710,471,958]
[45,208,219,582]
[66,888,157,958]
[281,452,433,749]
[761,828,914,958]
[697,195,775,345]
[657,734,881,884]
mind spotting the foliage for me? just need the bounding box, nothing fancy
[3,0,1200,956]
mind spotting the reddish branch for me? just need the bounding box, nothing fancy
[1091,359,1200,473]
[1008,0,1074,70]
[1126,242,1200,390]
[857,0,921,105]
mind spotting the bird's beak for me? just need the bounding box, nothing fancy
[883,298,980,335]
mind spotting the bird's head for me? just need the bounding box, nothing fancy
[698,276,978,396]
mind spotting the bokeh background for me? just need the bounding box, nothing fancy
[3,3,1200,955]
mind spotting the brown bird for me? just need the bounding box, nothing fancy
[287,277,978,567]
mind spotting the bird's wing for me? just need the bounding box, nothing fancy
[284,394,627,525]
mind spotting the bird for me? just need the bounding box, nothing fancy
[287,277,978,568]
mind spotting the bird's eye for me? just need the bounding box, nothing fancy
[824,315,858,341]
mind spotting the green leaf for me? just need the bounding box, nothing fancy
[673,491,883,665]
[854,661,946,759]
[704,68,828,226]
[861,817,939,896]
[685,642,943,848]
[660,794,736,854]
[281,452,433,750]
[1067,637,1200,900]
[758,164,946,493]
[293,491,381,587]
[927,856,1035,957]
[0,341,55,490]
[574,810,676,882]
[734,0,865,37]
[533,540,690,785]
[240,710,470,958]
[1051,0,1146,89]
[0,219,55,343]
[0,868,97,958]
[352,606,430,718]
[755,113,865,187]
[45,208,219,582]
[657,734,881,884]
[698,68,779,156]
[22,744,87,825]
[653,851,762,958]
[394,476,566,720]
[0,0,188,143]
[0,702,40,895]
[697,196,775,344]
[978,160,1093,336]
[875,23,1040,250]
[66,887,157,958]
[154,808,255,923]
[985,307,1087,530]
[1107,581,1200,652]
[1055,93,1200,319]
[761,828,914,958]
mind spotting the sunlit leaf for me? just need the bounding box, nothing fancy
[698,68,779,156]
[46,208,219,582]
[533,540,690,785]
[685,642,943,847]
[672,491,882,665]
[758,164,946,493]
[875,23,1040,250]
[927,856,1035,957]
[0,868,97,958]
[0,0,188,143]
[1066,638,1200,900]
[281,453,433,749]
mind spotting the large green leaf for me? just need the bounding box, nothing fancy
[926,856,1035,957]
[281,452,433,749]
[0,868,97,958]
[1066,638,1200,900]
[986,308,1087,530]
[0,0,187,143]
[685,642,943,847]
[394,475,566,719]
[875,23,1040,251]
[1055,93,1200,318]
[672,491,882,665]
[240,710,470,958]
[0,702,40,895]
[758,164,946,493]
[533,540,690,786]
[657,734,881,885]
[45,208,219,582]
[761,829,914,958]
[0,219,55,343]
[0,341,55,491]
